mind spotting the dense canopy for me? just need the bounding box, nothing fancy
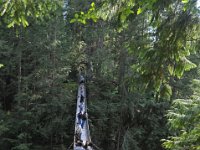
[0,0,199,150]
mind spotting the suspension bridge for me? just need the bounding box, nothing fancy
[73,75,93,150]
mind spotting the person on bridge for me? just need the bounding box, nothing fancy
[79,103,83,112]
[77,112,82,124]
[81,112,87,128]
[80,94,84,103]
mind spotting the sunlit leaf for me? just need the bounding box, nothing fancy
[184,58,197,71]
[137,7,143,15]
[70,19,76,23]
[174,63,184,79]
[182,0,189,4]
[7,21,15,28]
[75,13,79,18]
[91,2,95,8]
[168,65,174,76]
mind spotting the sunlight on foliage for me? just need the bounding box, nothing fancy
[70,2,98,24]
[182,0,189,4]
[162,79,200,150]
[0,0,59,27]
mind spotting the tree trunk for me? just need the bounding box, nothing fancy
[118,48,127,98]
[18,49,22,93]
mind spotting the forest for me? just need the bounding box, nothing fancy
[0,0,199,150]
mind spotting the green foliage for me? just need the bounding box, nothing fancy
[0,64,3,68]
[0,5,77,149]
[182,0,189,4]
[163,97,200,149]
[70,1,199,149]
[161,17,200,150]
[70,2,98,24]
[0,0,199,150]
[162,71,200,150]
[87,75,169,150]
[12,143,31,150]
[137,7,143,15]
[120,96,170,150]
[0,0,59,27]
